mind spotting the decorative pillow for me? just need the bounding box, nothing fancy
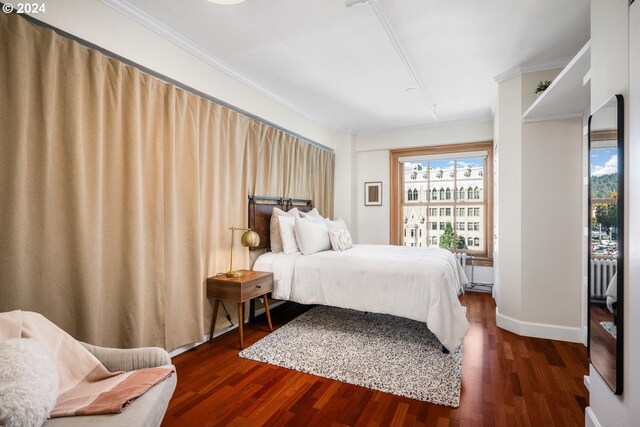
[328,228,354,252]
[294,216,331,255]
[323,217,348,230]
[278,215,300,254]
[270,207,299,253]
[299,208,320,219]
[0,338,59,427]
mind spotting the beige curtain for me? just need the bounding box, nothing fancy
[251,126,334,215]
[0,13,334,350]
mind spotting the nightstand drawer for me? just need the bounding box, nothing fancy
[241,275,273,300]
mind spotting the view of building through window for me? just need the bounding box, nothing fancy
[590,146,618,257]
[402,156,485,252]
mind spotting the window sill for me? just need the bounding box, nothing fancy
[465,257,493,267]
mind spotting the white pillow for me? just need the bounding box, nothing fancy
[270,207,299,253]
[299,208,320,219]
[278,215,300,254]
[0,338,59,427]
[323,217,348,230]
[329,228,354,252]
[295,216,331,255]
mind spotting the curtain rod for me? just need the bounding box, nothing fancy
[10,9,334,153]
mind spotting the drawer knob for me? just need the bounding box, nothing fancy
[256,285,262,288]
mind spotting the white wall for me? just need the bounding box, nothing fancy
[352,120,494,244]
[586,0,640,426]
[356,150,390,244]
[496,75,523,320]
[29,0,335,149]
[495,67,583,342]
[334,132,357,231]
[520,118,583,326]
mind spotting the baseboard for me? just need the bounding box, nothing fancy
[584,375,590,391]
[495,308,582,343]
[585,407,602,427]
[168,300,285,358]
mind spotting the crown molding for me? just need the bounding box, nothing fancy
[100,0,330,130]
[493,57,573,84]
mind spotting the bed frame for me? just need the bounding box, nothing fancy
[248,195,313,251]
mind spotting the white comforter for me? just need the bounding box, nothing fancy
[254,245,470,352]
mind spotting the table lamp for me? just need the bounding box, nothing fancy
[226,227,260,278]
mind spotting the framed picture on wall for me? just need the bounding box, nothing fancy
[364,182,382,206]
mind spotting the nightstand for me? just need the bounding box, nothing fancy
[207,271,274,349]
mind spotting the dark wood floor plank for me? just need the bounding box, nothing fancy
[161,293,588,427]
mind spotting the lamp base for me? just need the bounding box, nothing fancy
[225,270,247,278]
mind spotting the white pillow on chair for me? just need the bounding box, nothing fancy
[295,216,331,255]
[0,338,59,427]
[270,207,299,253]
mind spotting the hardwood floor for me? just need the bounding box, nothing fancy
[162,293,588,426]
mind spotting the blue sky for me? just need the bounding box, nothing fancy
[404,158,482,172]
[590,148,618,177]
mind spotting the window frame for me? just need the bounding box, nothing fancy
[389,141,494,258]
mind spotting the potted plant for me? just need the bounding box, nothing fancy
[535,80,552,97]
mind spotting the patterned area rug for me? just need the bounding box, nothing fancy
[239,306,463,407]
[600,321,617,339]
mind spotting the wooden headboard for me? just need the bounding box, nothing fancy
[248,196,313,251]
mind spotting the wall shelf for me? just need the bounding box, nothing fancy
[522,41,591,122]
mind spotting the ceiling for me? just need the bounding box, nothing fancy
[113,0,590,133]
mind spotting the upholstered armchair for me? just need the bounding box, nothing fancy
[44,343,176,427]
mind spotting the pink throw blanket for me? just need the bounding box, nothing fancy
[0,310,174,417]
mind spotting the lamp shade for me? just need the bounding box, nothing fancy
[240,229,260,248]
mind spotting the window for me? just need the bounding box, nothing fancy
[467,237,473,247]
[391,141,493,256]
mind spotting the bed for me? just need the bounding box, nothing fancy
[248,196,470,352]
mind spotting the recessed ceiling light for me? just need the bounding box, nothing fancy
[206,0,245,5]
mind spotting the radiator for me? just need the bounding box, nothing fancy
[453,252,467,268]
[590,258,617,300]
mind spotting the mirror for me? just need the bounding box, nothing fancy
[588,94,624,395]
